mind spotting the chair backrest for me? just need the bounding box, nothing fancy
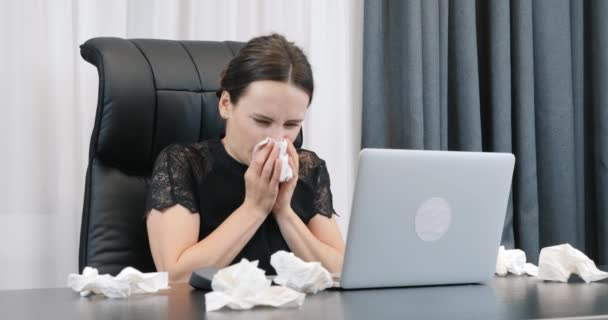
[79,37,303,275]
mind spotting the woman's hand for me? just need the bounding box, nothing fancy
[243,141,283,217]
[273,137,299,217]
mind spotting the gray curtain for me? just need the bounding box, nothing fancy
[362,0,608,264]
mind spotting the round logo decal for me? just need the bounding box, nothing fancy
[415,197,452,242]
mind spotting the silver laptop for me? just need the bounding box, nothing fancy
[334,148,515,289]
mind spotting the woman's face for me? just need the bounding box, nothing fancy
[219,80,309,165]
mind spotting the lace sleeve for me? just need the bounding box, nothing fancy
[312,160,338,219]
[145,144,199,217]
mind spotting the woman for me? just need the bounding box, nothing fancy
[145,34,345,283]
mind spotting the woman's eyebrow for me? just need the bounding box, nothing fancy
[251,113,304,122]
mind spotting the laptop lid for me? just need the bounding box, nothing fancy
[339,148,515,289]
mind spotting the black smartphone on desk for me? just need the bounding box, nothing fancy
[189,267,219,291]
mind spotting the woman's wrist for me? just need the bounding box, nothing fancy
[273,206,297,223]
[241,200,269,220]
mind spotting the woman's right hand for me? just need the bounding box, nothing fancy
[243,140,283,217]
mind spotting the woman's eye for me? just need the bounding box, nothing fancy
[285,124,299,128]
[254,119,271,126]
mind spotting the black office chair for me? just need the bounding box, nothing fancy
[78,37,303,275]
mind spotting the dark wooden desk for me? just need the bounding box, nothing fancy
[2,275,608,319]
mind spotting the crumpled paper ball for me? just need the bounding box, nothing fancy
[205,259,305,312]
[67,266,169,298]
[270,250,333,294]
[537,243,608,283]
[495,246,538,277]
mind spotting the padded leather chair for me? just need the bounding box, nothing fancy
[79,37,303,275]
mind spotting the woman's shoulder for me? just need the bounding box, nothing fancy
[155,139,218,175]
[297,148,327,179]
[297,148,324,163]
[158,139,216,160]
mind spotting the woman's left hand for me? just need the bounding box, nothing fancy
[272,137,299,217]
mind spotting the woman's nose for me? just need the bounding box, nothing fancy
[268,129,286,141]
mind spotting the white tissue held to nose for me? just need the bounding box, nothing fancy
[253,137,294,182]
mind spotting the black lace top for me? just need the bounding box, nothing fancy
[145,138,337,274]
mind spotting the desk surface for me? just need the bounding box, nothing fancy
[2,275,608,320]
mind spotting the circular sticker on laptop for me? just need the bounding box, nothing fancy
[415,197,452,242]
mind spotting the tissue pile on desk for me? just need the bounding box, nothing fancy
[205,258,305,312]
[205,250,333,311]
[253,137,293,182]
[496,243,608,283]
[67,267,169,298]
[270,251,333,294]
[495,246,538,276]
[537,244,608,283]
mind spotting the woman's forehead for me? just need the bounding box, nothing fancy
[239,81,308,118]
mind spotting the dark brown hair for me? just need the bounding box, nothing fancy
[217,33,314,106]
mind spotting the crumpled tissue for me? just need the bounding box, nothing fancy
[495,246,539,277]
[67,266,169,298]
[270,250,333,294]
[205,258,305,312]
[537,243,608,283]
[253,137,293,182]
